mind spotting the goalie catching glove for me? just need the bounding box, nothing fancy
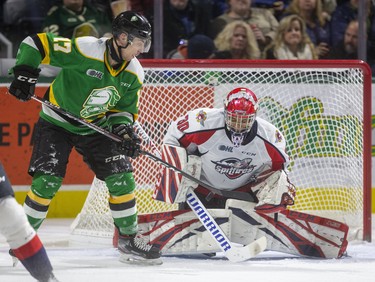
[8,65,40,102]
[112,124,141,159]
[252,170,296,213]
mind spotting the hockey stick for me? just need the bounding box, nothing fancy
[132,122,267,262]
[30,95,254,202]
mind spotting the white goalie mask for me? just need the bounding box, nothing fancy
[223,87,258,147]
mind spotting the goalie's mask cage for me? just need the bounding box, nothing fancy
[112,11,152,53]
[224,87,258,147]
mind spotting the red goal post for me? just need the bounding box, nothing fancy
[70,60,372,243]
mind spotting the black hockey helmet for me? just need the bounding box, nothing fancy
[112,11,152,53]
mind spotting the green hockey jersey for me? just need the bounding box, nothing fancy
[42,5,111,38]
[13,33,144,135]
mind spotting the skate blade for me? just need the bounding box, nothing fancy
[119,254,163,266]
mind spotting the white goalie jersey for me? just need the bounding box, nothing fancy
[162,107,289,192]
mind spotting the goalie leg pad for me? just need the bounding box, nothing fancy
[226,199,349,258]
[136,209,231,255]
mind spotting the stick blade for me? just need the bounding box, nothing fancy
[225,236,267,263]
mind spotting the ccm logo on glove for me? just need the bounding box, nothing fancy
[16,75,38,84]
[8,65,40,102]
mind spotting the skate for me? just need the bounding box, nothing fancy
[10,249,59,281]
[118,234,162,265]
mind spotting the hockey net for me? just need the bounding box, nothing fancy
[70,60,372,243]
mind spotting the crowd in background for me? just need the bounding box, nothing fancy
[0,0,374,72]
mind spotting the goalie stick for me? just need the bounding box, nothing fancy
[31,95,266,262]
[130,122,267,262]
[30,95,254,202]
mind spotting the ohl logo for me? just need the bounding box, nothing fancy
[211,158,255,179]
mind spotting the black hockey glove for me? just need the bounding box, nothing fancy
[112,124,141,159]
[8,65,40,102]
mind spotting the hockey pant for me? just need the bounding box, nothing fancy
[25,118,137,234]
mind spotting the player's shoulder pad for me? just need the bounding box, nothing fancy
[183,107,224,133]
[125,58,145,84]
[256,117,285,143]
[75,36,107,61]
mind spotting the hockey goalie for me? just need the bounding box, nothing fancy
[134,87,349,260]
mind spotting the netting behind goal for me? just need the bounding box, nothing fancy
[70,60,372,243]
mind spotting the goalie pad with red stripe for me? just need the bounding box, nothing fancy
[153,144,201,203]
[134,200,348,259]
[227,199,348,258]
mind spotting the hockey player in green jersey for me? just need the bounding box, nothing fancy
[7,11,162,265]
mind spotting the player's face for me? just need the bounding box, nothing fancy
[226,112,255,133]
[116,34,147,60]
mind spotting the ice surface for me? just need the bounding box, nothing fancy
[1,218,375,282]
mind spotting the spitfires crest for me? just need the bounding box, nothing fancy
[211,158,255,179]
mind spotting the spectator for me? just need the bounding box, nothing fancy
[42,0,112,38]
[167,34,216,59]
[209,0,279,51]
[283,0,330,58]
[326,19,357,59]
[263,14,317,59]
[211,20,261,59]
[146,0,212,58]
[326,19,374,71]
[330,0,375,48]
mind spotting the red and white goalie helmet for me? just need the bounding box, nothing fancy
[224,87,258,134]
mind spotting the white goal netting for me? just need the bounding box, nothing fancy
[70,60,372,243]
